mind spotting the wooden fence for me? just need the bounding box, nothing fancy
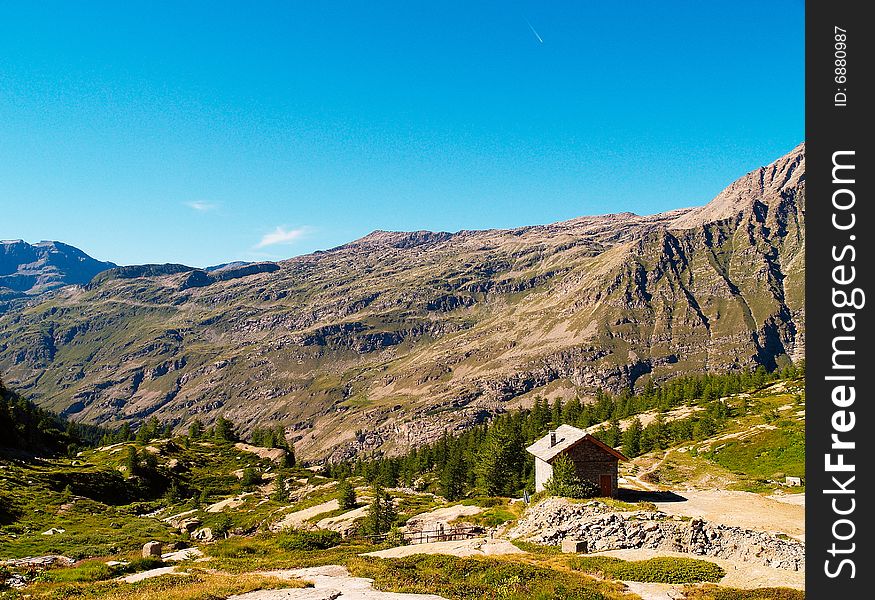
[357,525,485,545]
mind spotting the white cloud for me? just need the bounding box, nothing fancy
[186,201,219,212]
[256,226,311,248]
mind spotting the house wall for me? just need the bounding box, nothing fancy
[534,457,553,492]
[560,439,619,497]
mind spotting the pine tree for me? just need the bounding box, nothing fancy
[188,419,203,440]
[272,471,288,502]
[622,416,642,457]
[474,419,522,496]
[213,416,238,442]
[362,485,395,536]
[337,479,357,509]
[124,446,139,475]
[440,453,466,501]
[551,398,563,425]
[281,444,296,469]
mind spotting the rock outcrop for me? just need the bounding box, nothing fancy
[508,498,804,571]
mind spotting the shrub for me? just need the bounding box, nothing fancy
[276,529,342,551]
[210,513,234,538]
[544,455,600,499]
[241,467,262,489]
[683,585,805,600]
[570,556,725,584]
[348,554,614,600]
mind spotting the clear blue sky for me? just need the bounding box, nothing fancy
[0,1,803,267]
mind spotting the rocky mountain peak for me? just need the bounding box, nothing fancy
[670,143,804,229]
[0,239,116,296]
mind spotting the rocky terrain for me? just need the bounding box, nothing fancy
[508,498,804,572]
[0,240,115,305]
[0,145,805,460]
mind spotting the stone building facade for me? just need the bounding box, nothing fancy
[527,424,629,497]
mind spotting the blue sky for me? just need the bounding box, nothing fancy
[0,1,803,267]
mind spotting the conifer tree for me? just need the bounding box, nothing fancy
[622,416,642,457]
[337,478,357,509]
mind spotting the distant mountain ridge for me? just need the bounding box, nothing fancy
[0,240,116,297]
[0,144,805,462]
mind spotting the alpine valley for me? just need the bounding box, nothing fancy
[0,144,805,461]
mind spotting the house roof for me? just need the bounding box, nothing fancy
[526,424,629,462]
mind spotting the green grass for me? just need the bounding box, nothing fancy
[509,540,563,556]
[203,534,379,572]
[451,498,523,528]
[0,570,302,600]
[0,439,326,561]
[38,560,115,583]
[570,556,725,584]
[682,584,805,600]
[346,554,628,600]
[704,426,804,481]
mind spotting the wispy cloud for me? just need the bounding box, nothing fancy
[186,200,219,212]
[256,226,312,248]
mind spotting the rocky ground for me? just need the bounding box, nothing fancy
[362,538,523,559]
[648,489,805,541]
[244,566,448,600]
[507,498,804,573]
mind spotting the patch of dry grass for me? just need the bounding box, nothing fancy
[2,570,305,600]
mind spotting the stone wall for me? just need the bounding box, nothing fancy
[560,439,619,496]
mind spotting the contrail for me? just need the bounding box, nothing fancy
[527,21,543,44]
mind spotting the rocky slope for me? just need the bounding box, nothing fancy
[508,498,804,571]
[0,145,805,460]
[0,240,116,302]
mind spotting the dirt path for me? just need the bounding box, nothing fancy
[650,489,804,538]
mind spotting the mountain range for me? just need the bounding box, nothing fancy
[0,240,116,301]
[0,144,805,461]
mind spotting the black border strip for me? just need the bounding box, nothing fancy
[806,0,871,594]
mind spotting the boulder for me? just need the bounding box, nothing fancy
[192,527,215,542]
[142,541,163,558]
[178,518,202,533]
[561,539,588,553]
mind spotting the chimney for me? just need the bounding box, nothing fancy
[549,430,557,447]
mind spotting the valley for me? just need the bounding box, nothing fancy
[0,146,805,462]
[1,375,805,599]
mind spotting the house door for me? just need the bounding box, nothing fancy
[599,474,612,497]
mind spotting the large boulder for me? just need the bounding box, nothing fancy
[142,541,163,558]
[192,527,215,542]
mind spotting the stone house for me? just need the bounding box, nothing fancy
[526,424,629,497]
